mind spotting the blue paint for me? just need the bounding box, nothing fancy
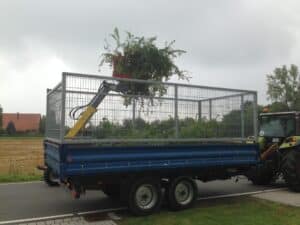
[44,141,259,179]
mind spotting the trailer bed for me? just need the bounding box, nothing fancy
[45,140,259,180]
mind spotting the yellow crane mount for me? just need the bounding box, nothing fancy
[65,81,118,138]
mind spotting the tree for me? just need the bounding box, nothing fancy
[6,121,16,135]
[221,102,264,137]
[268,102,289,112]
[266,64,300,111]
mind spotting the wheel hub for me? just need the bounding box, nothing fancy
[135,184,158,209]
[174,181,193,205]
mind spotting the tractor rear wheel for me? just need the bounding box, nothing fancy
[282,149,300,192]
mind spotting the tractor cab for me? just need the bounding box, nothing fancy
[258,111,300,147]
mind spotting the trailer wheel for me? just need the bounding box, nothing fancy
[282,149,300,192]
[167,177,197,211]
[128,177,162,216]
[43,169,59,187]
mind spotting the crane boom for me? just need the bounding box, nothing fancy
[65,81,118,138]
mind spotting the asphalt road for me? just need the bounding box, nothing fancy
[0,178,285,222]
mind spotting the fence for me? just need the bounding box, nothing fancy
[46,72,258,144]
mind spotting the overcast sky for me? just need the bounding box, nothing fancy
[1,0,300,114]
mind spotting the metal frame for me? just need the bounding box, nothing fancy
[241,95,245,138]
[64,72,257,94]
[46,72,258,144]
[253,93,258,139]
[46,137,248,145]
[45,82,63,140]
[45,89,50,138]
[174,84,179,138]
[60,73,66,142]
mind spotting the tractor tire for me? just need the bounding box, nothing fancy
[44,169,59,187]
[282,149,300,192]
[247,164,274,185]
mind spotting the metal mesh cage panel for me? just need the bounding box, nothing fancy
[46,73,257,143]
[46,83,63,139]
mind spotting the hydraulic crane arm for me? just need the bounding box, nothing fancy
[65,81,118,138]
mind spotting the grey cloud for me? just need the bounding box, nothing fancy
[0,0,299,112]
[1,0,293,67]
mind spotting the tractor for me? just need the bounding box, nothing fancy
[247,111,300,192]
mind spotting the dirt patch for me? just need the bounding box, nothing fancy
[0,138,44,175]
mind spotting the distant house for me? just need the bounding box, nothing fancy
[2,113,41,132]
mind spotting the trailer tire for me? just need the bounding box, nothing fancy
[167,177,197,211]
[282,149,300,192]
[127,177,162,216]
[44,169,59,187]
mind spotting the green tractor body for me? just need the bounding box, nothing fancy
[247,111,300,191]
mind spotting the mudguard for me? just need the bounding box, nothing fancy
[279,136,300,150]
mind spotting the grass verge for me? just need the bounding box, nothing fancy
[0,174,42,183]
[119,197,300,225]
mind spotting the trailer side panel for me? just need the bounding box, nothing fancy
[44,141,259,179]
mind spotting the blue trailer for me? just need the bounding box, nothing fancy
[42,72,259,215]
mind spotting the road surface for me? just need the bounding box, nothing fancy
[0,177,285,222]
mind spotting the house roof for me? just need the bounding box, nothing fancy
[2,113,41,132]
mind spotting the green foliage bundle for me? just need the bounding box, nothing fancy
[99,28,188,105]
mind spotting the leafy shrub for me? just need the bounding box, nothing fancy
[99,28,188,105]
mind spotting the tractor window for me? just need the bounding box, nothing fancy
[259,115,295,137]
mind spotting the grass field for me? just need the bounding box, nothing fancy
[0,138,43,179]
[119,197,300,225]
